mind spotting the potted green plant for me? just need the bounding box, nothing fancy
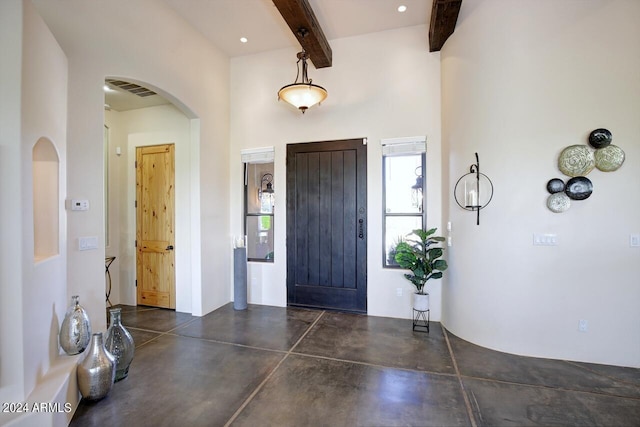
[394,228,448,311]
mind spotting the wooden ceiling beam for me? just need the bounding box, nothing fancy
[272,0,332,68]
[429,0,463,52]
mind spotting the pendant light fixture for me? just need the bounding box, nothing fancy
[277,49,327,114]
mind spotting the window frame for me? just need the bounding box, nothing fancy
[381,150,426,269]
[243,158,275,263]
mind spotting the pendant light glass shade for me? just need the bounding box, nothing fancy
[278,51,327,113]
[278,84,327,113]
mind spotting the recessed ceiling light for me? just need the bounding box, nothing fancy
[397,5,407,12]
[240,37,248,43]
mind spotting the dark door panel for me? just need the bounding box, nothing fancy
[286,139,367,313]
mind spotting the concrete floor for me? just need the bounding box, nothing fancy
[71,304,640,426]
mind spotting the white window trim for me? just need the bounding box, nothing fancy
[380,136,426,156]
[241,147,274,164]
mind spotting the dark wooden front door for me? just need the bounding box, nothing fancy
[286,139,367,313]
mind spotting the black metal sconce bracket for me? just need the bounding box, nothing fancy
[454,153,494,225]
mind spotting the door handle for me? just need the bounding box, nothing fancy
[166,245,174,251]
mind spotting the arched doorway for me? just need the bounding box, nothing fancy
[103,77,201,314]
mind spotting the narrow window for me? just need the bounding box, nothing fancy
[242,148,275,262]
[381,137,426,268]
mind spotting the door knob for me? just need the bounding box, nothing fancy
[166,245,174,251]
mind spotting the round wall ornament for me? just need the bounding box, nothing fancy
[546,178,565,194]
[565,176,593,200]
[588,128,612,149]
[558,145,595,177]
[594,145,625,172]
[547,193,570,213]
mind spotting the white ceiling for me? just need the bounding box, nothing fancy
[160,0,432,57]
[34,0,433,111]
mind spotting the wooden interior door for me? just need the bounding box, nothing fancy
[286,139,367,313]
[136,144,176,309]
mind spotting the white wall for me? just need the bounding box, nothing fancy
[442,0,640,367]
[105,104,194,313]
[0,1,78,426]
[230,25,444,319]
[0,0,27,409]
[33,0,231,324]
[21,0,69,403]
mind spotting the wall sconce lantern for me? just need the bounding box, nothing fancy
[277,28,327,114]
[258,173,275,213]
[411,166,423,211]
[454,153,493,225]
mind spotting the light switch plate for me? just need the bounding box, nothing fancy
[630,234,640,247]
[533,233,558,246]
[79,236,98,251]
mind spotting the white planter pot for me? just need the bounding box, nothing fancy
[413,292,429,311]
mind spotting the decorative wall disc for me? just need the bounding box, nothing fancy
[547,193,570,213]
[546,178,565,194]
[588,128,612,149]
[565,176,593,200]
[558,145,595,177]
[594,144,625,172]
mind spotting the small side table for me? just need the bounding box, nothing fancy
[413,308,430,333]
[105,256,116,307]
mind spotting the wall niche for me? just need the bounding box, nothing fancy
[33,137,59,261]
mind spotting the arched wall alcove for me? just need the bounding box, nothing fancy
[32,137,60,262]
[104,76,202,314]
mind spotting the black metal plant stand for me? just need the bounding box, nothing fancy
[413,308,430,333]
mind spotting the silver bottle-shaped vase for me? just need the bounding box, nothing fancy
[105,308,135,381]
[77,332,115,400]
[59,295,92,355]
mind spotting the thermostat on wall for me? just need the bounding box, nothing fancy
[70,199,89,211]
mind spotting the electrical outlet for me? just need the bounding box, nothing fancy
[396,288,403,297]
[578,319,588,332]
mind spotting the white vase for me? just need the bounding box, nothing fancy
[413,292,429,311]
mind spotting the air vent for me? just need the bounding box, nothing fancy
[105,79,157,97]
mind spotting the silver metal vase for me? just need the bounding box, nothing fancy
[77,332,116,400]
[59,295,92,355]
[105,308,135,381]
